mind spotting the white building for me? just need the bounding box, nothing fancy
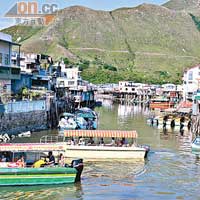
[182,64,200,101]
[162,83,177,92]
[12,52,39,73]
[56,67,82,89]
[0,32,20,101]
[119,81,144,94]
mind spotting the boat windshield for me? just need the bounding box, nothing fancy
[195,138,200,144]
[0,143,65,168]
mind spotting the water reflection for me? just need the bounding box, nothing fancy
[0,183,83,200]
[97,99,113,110]
[4,102,200,199]
[118,103,150,119]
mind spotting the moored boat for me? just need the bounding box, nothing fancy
[41,130,150,160]
[0,143,83,186]
[149,98,174,110]
[58,108,98,133]
[192,136,200,155]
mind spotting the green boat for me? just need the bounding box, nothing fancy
[0,143,83,186]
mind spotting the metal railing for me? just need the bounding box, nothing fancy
[40,135,65,143]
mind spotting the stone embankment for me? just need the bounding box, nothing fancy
[0,111,47,135]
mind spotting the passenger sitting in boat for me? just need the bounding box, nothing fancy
[16,155,25,168]
[47,151,55,166]
[99,138,105,146]
[110,137,115,146]
[87,137,95,146]
[71,138,75,145]
[123,138,129,147]
[78,137,86,146]
[33,157,47,168]
[105,137,115,146]
[118,138,128,147]
[58,153,65,167]
[0,155,7,162]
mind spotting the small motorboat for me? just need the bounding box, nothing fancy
[192,136,200,154]
[0,143,84,186]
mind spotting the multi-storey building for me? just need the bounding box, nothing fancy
[182,64,200,101]
[0,32,20,102]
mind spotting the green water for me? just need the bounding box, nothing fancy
[2,103,199,200]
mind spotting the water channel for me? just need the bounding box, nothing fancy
[0,102,199,200]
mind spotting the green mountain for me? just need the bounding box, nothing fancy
[2,3,200,84]
[163,0,199,11]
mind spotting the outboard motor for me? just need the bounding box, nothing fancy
[141,145,150,158]
[71,159,84,182]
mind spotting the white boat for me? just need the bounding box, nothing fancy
[192,136,200,154]
[45,130,150,160]
[64,145,147,160]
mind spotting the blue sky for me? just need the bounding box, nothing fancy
[0,0,168,29]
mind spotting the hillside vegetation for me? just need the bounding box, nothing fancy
[2,2,200,84]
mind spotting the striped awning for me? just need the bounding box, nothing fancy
[0,143,65,152]
[64,130,138,138]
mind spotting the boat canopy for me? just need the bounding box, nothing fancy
[64,130,138,138]
[60,113,74,117]
[76,112,95,119]
[0,143,65,152]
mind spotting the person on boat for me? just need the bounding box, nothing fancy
[110,137,115,146]
[33,157,47,168]
[71,137,76,145]
[123,138,129,147]
[47,151,55,166]
[105,137,115,146]
[118,137,128,147]
[0,155,7,162]
[120,138,125,146]
[87,137,95,146]
[78,137,86,146]
[16,155,25,168]
[58,153,65,167]
[99,138,105,146]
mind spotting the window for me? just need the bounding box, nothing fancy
[188,71,193,80]
[11,68,20,75]
[4,54,10,65]
[59,81,64,86]
[68,81,75,86]
[0,53,2,65]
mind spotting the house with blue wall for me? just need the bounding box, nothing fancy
[11,73,32,94]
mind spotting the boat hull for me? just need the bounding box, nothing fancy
[65,145,146,160]
[192,144,200,153]
[0,167,77,186]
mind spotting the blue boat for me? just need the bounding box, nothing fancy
[58,108,98,133]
